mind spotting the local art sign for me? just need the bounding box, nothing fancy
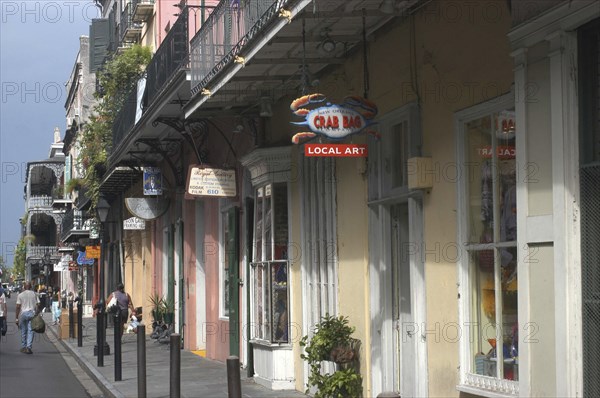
[290,93,379,146]
[185,166,237,198]
[304,143,368,157]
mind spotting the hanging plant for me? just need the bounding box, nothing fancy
[300,314,363,398]
[66,178,84,194]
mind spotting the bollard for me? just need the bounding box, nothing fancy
[96,304,104,367]
[114,310,122,381]
[69,300,74,339]
[169,333,181,398]
[77,299,83,347]
[377,392,401,398]
[226,356,242,398]
[137,324,147,398]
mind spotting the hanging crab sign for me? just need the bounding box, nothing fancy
[290,94,378,144]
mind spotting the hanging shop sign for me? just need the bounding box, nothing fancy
[290,93,378,144]
[304,143,368,157]
[143,167,163,196]
[68,261,78,271]
[125,197,170,220]
[85,246,101,259]
[76,251,95,266]
[185,165,237,199]
[54,261,68,272]
[124,216,146,230]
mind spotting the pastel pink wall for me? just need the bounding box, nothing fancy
[182,199,198,350]
[204,199,231,361]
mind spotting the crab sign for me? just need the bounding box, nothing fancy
[290,93,379,144]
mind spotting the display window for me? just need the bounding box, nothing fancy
[250,182,290,343]
[457,95,519,393]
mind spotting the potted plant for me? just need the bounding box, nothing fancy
[300,314,363,398]
[149,293,165,324]
[163,297,175,325]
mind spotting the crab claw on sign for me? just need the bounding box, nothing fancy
[290,93,326,112]
[291,132,317,144]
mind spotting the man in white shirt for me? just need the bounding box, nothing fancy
[15,282,40,354]
[0,288,7,337]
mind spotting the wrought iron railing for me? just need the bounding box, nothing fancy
[26,245,59,260]
[28,195,54,209]
[112,86,138,151]
[145,8,190,107]
[75,184,91,209]
[60,209,91,241]
[111,8,193,154]
[119,2,142,45]
[190,0,282,96]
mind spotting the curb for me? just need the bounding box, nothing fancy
[48,323,123,398]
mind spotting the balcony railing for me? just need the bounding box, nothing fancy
[111,8,193,153]
[28,195,54,209]
[119,2,142,45]
[132,0,155,23]
[190,0,280,95]
[26,245,59,260]
[61,208,92,242]
[145,8,190,107]
[112,87,138,150]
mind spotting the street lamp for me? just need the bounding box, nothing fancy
[95,195,111,365]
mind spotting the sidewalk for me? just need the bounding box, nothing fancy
[45,312,307,398]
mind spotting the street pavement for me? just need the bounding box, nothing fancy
[0,295,102,398]
[46,309,309,398]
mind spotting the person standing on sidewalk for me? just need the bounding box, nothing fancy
[0,288,7,337]
[51,289,61,325]
[107,283,134,335]
[15,281,40,354]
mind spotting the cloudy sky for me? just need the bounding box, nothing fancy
[1,1,98,267]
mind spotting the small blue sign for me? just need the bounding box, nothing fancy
[76,251,94,266]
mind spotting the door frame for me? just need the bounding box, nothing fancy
[369,195,428,397]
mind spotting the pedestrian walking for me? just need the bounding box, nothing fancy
[107,283,134,335]
[15,281,40,354]
[51,289,61,325]
[0,288,7,337]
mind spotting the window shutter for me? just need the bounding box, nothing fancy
[89,18,109,73]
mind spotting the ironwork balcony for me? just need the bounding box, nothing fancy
[61,208,92,242]
[111,8,193,153]
[112,87,138,151]
[132,0,154,23]
[119,2,142,45]
[28,195,54,209]
[190,0,280,95]
[26,245,60,260]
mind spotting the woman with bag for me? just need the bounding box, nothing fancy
[107,283,134,335]
[15,281,40,354]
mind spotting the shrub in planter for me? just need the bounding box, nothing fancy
[300,314,363,398]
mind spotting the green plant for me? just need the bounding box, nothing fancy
[149,292,166,323]
[78,44,151,210]
[300,314,363,398]
[66,178,83,194]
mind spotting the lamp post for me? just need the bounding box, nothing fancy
[95,195,111,365]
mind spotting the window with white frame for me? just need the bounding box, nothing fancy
[457,95,519,391]
[219,200,233,319]
[250,182,290,343]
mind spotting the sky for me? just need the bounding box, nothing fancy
[0,0,98,268]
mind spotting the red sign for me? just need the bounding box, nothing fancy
[304,144,368,157]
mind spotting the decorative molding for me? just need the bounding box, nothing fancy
[240,146,292,186]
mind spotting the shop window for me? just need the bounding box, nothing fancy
[250,182,289,343]
[457,95,519,393]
